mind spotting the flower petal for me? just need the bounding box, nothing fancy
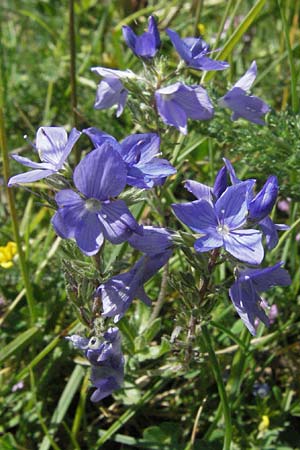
[167,28,192,61]
[98,199,142,244]
[36,127,68,165]
[172,199,218,233]
[91,66,136,79]
[83,127,118,148]
[191,55,229,71]
[215,183,248,229]
[75,213,104,256]
[224,229,263,265]
[120,133,160,164]
[10,154,53,170]
[128,226,173,255]
[58,128,81,166]
[74,146,127,200]
[194,233,223,252]
[241,262,291,292]
[234,61,257,91]
[8,169,55,186]
[229,279,269,335]
[184,180,212,201]
[249,176,278,221]
[155,89,187,134]
[212,166,228,199]
[90,375,120,402]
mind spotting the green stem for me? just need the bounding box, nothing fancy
[202,324,232,450]
[193,0,204,36]
[0,55,36,325]
[277,0,299,113]
[69,0,79,161]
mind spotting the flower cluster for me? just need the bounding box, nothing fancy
[67,328,124,402]
[92,16,270,133]
[172,158,291,334]
[7,15,290,403]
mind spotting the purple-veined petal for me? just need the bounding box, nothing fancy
[194,233,223,252]
[58,128,81,166]
[172,84,214,120]
[234,61,257,91]
[94,77,125,109]
[116,89,128,117]
[55,189,82,207]
[223,158,240,185]
[128,226,173,255]
[184,180,212,201]
[90,376,120,402]
[74,146,127,200]
[191,55,229,71]
[83,127,118,148]
[91,66,136,79]
[258,216,278,249]
[10,154,54,170]
[241,262,291,292]
[224,229,263,265]
[98,199,142,244]
[148,16,160,48]
[166,28,192,62]
[135,158,176,177]
[75,213,104,256]
[249,175,278,221]
[221,87,270,125]
[122,25,137,53]
[36,127,68,165]
[212,166,228,198]
[135,32,157,58]
[120,133,160,164]
[51,192,85,239]
[229,280,269,335]
[8,169,55,186]
[155,90,187,134]
[215,183,248,229]
[66,335,89,349]
[172,199,218,233]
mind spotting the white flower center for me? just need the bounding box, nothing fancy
[85,198,101,213]
[216,224,230,236]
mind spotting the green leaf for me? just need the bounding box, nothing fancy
[39,365,85,450]
[0,326,40,364]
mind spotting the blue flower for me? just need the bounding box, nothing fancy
[122,16,161,59]
[83,128,176,189]
[52,144,142,256]
[94,77,128,117]
[167,28,229,71]
[67,327,124,402]
[172,183,264,265]
[219,61,270,125]
[8,127,81,186]
[91,67,136,117]
[229,262,291,335]
[96,238,172,322]
[223,158,288,249]
[184,165,228,203]
[155,82,214,134]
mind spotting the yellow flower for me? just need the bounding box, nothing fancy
[258,415,270,432]
[0,242,17,269]
[197,23,206,36]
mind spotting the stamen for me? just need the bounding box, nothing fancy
[24,134,37,150]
